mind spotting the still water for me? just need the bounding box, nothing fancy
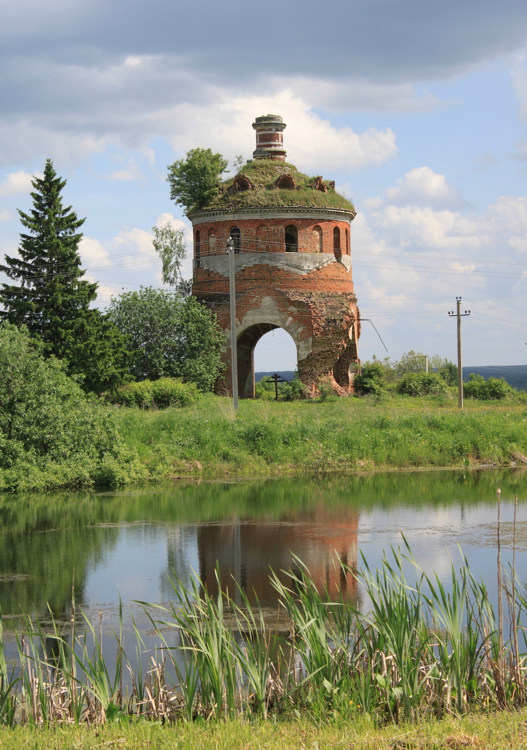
[1,469,527,660]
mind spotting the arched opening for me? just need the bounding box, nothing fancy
[230,226,241,253]
[313,225,323,252]
[333,227,341,252]
[237,325,298,398]
[195,230,201,267]
[285,225,298,252]
[333,325,357,388]
[345,227,350,254]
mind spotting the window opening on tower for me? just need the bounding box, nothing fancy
[285,225,298,252]
[230,226,241,254]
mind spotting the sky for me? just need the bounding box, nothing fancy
[1,0,527,371]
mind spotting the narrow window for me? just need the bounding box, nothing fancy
[230,226,241,254]
[346,227,350,254]
[333,227,341,251]
[285,225,298,252]
[208,229,216,253]
[313,225,323,252]
[195,230,201,267]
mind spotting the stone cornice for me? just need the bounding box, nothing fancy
[188,205,357,225]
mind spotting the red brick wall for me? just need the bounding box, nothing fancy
[193,217,352,256]
[192,214,360,397]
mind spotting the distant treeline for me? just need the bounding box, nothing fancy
[256,370,295,382]
[257,367,527,391]
[463,365,527,392]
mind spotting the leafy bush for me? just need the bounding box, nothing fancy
[109,378,201,409]
[396,372,448,397]
[281,374,307,401]
[463,374,514,400]
[0,324,142,492]
[317,376,337,402]
[354,362,387,396]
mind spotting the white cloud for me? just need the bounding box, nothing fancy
[271,76,443,114]
[104,168,140,181]
[385,167,468,209]
[0,170,34,197]
[162,91,397,174]
[0,208,14,222]
[114,226,155,260]
[95,284,118,306]
[153,212,187,233]
[79,236,112,268]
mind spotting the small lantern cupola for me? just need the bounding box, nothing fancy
[252,114,287,161]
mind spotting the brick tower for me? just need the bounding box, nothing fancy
[190,114,360,397]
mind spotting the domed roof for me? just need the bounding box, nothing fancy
[189,159,355,216]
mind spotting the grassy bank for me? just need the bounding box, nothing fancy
[114,393,527,481]
[3,711,527,749]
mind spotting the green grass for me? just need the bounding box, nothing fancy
[113,393,527,482]
[2,711,527,749]
[193,159,355,213]
[2,390,526,492]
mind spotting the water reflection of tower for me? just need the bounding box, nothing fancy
[197,505,359,606]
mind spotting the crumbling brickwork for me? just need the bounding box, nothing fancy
[190,115,360,398]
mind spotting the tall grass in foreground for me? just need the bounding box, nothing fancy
[2,544,527,727]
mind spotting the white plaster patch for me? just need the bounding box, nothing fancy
[201,251,346,277]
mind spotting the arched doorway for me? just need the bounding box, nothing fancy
[237,324,298,398]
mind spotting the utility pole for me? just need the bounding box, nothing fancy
[227,236,239,412]
[448,296,470,409]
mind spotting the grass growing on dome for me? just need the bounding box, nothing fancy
[191,159,355,213]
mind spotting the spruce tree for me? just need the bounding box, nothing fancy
[0,159,128,392]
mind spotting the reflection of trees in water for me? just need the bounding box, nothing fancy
[0,495,121,624]
[2,468,527,626]
[160,526,200,600]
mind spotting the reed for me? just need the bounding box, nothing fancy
[0,610,17,726]
[2,536,527,728]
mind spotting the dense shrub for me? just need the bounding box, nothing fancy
[354,362,387,395]
[0,324,143,492]
[396,372,448,397]
[109,377,201,409]
[463,373,514,400]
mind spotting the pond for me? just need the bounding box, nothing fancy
[1,468,527,667]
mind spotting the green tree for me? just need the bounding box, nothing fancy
[0,159,129,392]
[107,287,224,392]
[152,222,190,295]
[0,323,139,492]
[167,148,228,212]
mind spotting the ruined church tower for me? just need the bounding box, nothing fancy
[189,115,360,397]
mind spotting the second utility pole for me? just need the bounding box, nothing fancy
[448,296,470,409]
